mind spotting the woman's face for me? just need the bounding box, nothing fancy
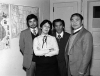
[42,22,50,34]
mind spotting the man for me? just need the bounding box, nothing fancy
[19,14,39,76]
[65,13,93,76]
[52,19,70,76]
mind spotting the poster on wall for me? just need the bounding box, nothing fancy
[0,3,39,50]
[0,3,10,50]
[10,4,39,38]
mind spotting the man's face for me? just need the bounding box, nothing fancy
[71,15,82,30]
[28,18,37,28]
[54,22,64,34]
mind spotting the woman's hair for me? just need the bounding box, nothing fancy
[26,14,38,27]
[40,19,52,35]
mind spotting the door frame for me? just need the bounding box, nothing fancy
[82,0,100,30]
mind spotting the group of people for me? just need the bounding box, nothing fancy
[19,13,93,76]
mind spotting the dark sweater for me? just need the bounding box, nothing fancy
[52,32,70,62]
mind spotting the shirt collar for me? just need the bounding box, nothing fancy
[73,26,83,33]
[30,27,38,34]
[41,33,49,37]
[56,31,64,38]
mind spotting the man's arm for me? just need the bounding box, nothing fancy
[78,32,93,74]
[19,31,25,55]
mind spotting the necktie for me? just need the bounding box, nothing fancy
[33,29,36,35]
[42,36,47,48]
[58,34,61,39]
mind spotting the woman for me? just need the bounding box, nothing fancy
[33,20,60,76]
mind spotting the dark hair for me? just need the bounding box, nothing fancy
[26,14,38,27]
[70,13,83,21]
[40,19,52,29]
[40,19,52,35]
[53,19,65,28]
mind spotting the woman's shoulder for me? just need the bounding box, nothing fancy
[48,35,56,39]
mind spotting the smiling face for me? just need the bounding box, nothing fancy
[28,18,37,28]
[71,15,83,30]
[41,22,50,35]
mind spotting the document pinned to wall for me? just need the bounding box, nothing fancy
[10,4,39,38]
[0,3,10,50]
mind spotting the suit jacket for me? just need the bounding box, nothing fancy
[65,27,93,76]
[19,28,39,69]
[52,32,70,62]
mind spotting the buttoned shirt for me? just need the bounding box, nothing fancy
[33,34,59,56]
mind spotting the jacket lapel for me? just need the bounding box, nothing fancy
[65,34,71,52]
[26,29,33,45]
[63,32,66,39]
[70,27,84,50]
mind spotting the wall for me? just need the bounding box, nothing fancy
[0,0,50,76]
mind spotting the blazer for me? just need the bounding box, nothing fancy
[52,32,70,62]
[65,27,93,76]
[19,28,39,69]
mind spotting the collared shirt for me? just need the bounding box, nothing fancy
[33,34,59,56]
[30,27,38,35]
[73,26,82,33]
[56,31,64,38]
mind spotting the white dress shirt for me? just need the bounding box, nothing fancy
[56,31,64,38]
[33,34,59,56]
[30,27,38,35]
[73,26,82,33]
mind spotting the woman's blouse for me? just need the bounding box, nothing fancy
[33,34,59,56]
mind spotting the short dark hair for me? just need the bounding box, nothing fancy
[70,13,83,21]
[40,19,52,30]
[26,14,38,27]
[40,19,52,35]
[53,19,65,28]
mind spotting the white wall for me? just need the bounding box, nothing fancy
[0,0,50,76]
